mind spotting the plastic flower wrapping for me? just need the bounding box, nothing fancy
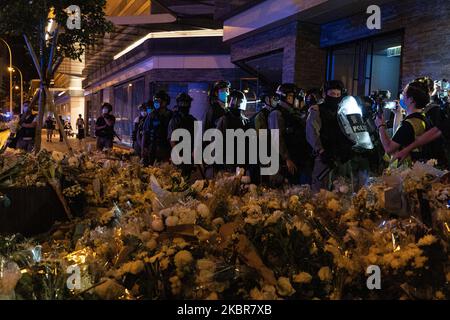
[0,148,449,300]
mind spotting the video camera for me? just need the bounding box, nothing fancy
[369,90,397,118]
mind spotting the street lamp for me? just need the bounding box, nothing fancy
[8,66,23,113]
[0,38,13,113]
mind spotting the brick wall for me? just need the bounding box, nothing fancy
[321,0,450,86]
[230,21,326,88]
[230,21,299,84]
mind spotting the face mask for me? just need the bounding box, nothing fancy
[140,111,147,117]
[146,108,152,114]
[399,95,408,110]
[179,106,190,114]
[325,95,343,106]
[102,108,109,114]
[23,107,29,113]
[218,91,228,104]
[153,101,161,110]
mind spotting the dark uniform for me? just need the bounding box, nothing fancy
[307,81,355,192]
[142,108,173,166]
[216,90,248,174]
[132,104,148,157]
[268,84,312,186]
[168,93,197,177]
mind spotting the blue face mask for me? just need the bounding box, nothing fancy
[153,101,160,110]
[218,91,228,104]
[399,95,408,110]
[146,108,152,114]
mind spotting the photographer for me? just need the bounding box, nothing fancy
[95,103,116,151]
[376,80,440,165]
[393,78,449,166]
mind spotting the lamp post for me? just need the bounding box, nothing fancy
[0,38,13,113]
[9,66,23,113]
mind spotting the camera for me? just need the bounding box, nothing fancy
[369,90,397,117]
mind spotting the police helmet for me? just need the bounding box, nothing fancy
[274,83,298,103]
[154,90,171,105]
[176,92,193,108]
[228,90,247,111]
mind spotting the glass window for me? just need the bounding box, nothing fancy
[151,82,210,122]
[327,33,402,98]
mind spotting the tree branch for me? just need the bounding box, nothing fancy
[23,34,43,81]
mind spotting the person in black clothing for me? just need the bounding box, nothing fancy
[269,84,312,186]
[132,103,148,157]
[58,115,64,142]
[45,114,55,143]
[216,90,249,175]
[306,80,355,192]
[376,80,440,165]
[141,91,173,166]
[204,80,231,131]
[95,103,116,151]
[16,101,37,152]
[168,93,197,177]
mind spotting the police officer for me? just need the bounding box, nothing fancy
[168,93,197,177]
[142,91,173,166]
[216,90,249,174]
[204,80,231,131]
[306,80,354,193]
[268,84,312,186]
[132,103,148,157]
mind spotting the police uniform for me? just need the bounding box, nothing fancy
[142,108,173,166]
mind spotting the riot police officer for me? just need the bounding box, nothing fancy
[306,80,354,192]
[216,90,249,174]
[204,80,231,131]
[168,93,197,177]
[141,91,173,166]
[132,103,148,157]
[268,84,312,186]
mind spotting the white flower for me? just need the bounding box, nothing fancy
[165,216,179,227]
[197,203,210,219]
[276,277,296,297]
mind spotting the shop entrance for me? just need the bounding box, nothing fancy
[327,33,403,98]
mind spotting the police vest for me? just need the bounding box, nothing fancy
[318,103,354,161]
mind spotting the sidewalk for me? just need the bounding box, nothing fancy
[41,133,131,154]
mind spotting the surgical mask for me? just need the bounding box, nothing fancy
[146,108,152,114]
[153,101,161,110]
[102,108,109,114]
[23,107,29,113]
[140,111,147,117]
[218,91,228,104]
[399,94,408,110]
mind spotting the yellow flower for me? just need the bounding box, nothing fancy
[174,250,193,269]
[265,210,284,226]
[293,272,312,284]
[417,235,437,247]
[318,267,332,282]
[327,199,341,213]
[276,277,295,297]
[435,291,445,300]
[119,260,145,275]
